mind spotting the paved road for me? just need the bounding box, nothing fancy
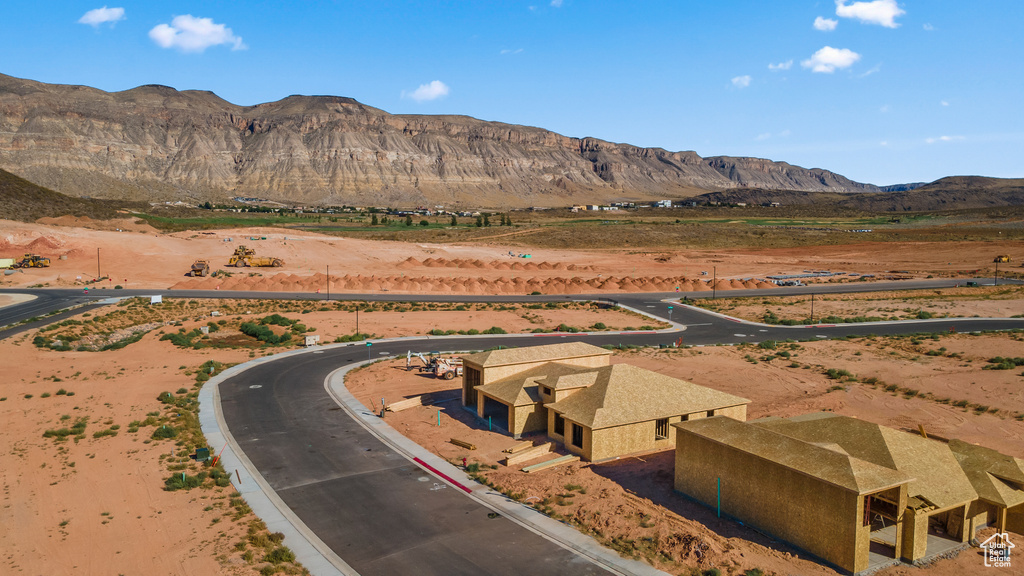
[4,280,1024,575]
[1,276,1019,338]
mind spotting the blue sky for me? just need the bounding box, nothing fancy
[2,1,1021,186]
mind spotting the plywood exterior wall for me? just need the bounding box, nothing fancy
[675,430,872,574]
[512,404,547,437]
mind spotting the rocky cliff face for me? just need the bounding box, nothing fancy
[0,73,880,207]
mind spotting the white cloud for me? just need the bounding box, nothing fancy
[925,135,964,144]
[731,75,751,88]
[78,6,125,27]
[923,23,935,31]
[550,0,563,6]
[859,63,882,77]
[500,48,524,55]
[880,140,888,146]
[801,46,861,73]
[404,80,450,102]
[814,17,838,31]
[149,15,246,53]
[835,0,905,28]
[941,100,949,107]
[755,132,772,141]
[768,60,793,71]
[779,129,791,137]
[880,104,890,113]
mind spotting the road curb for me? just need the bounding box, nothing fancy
[324,359,667,576]
[199,347,359,576]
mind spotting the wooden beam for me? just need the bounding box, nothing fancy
[504,442,554,466]
[503,441,534,454]
[522,454,579,473]
[449,438,476,450]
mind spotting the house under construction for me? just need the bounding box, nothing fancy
[460,342,749,462]
[674,412,1024,574]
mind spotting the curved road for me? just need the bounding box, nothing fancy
[3,281,1024,575]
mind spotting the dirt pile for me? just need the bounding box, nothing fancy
[168,272,757,294]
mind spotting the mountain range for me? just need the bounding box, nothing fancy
[0,73,886,208]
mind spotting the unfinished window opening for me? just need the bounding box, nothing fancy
[553,412,565,436]
[541,385,552,397]
[680,413,690,422]
[655,418,669,440]
[464,367,481,405]
[706,409,716,418]
[571,423,583,449]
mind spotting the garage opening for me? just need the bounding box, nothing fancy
[480,395,509,432]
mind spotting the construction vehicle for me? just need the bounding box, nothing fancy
[227,245,284,268]
[410,352,465,380]
[13,254,51,268]
[190,260,211,277]
[994,255,1011,263]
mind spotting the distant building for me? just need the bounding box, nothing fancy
[654,200,672,208]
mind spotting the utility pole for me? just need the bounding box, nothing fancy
[96,248,101,280]
[995,260,999,286]
[810,292,815,324]
[712,266,717,299]
[326,265,330,301]
[356,306,359,335]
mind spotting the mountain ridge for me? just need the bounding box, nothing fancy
[0,72,885,208]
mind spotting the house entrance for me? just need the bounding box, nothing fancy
[865,491,900,569]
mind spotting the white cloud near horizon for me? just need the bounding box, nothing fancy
[149,15,246,53]
[835,0,905,28]
[732,75,751,88]
[814,17,838,31]
[550,0,563,6]
[78,6,125,27]
[768,60,793,71]
[404,80,450,102]
[926,135,964,144]
[500,48,524,55]
[802,46,861,73]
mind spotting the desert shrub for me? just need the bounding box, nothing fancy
[151,425,178,440]
[163,472,206,491]
[264,546,295,564]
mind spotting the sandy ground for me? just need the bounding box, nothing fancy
[0,332,258,575]
[3,217,1023,575]
[3,219,1022,295]
[346,334,1024,576]
[699,285,1024,323]
[0,304,660,575]
[0,293,35,309]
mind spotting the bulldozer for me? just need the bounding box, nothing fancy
[994,255,1011,263]
[190,260,211,277]
[13,254,50,268]
[227,245,284,268]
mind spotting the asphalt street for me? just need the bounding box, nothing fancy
[3,280,1024,575]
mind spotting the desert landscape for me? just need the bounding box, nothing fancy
[2,20,1024,574]
[2,214,1024,575]
[3,218,1022,296]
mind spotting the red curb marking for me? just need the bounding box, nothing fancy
[413,457,473,494]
